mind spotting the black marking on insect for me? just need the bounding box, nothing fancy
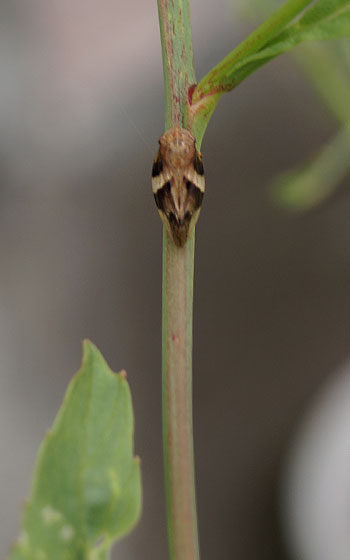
[152,126,205,247]
[152,153,163,177]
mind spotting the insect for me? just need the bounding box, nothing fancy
[152,126,205,247]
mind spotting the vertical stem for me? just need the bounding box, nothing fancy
[157,0,196,127]
[157,1,199,559]
[162,231,199,560]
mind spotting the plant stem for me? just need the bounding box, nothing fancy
[162,231,198,560]
[157,0,195,127]
[157,1,200,559]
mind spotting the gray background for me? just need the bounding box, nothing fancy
[0,1,349,558]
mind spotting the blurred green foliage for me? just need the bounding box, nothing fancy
[239,0,350,210]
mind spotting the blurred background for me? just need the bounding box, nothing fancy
[0,1,349,559]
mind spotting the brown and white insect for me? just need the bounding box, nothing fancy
[152,126,205,247]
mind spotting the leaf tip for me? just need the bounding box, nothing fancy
[81,338,96,358]
[80,339,107,372]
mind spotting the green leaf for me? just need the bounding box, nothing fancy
[212,3,350,90]
[190,0,350,141]
[299,0,349,26]
[193,0,314,99]
[9,341,141,560]
[238,1,350,122]
[238,8,350,66]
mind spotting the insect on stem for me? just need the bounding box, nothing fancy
[152,127,205,247]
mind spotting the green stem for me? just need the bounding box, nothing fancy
[157,1,200,559]
[157,0,195,127]
[162,231,198,560]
